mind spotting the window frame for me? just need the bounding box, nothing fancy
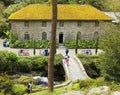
[95,21,99,27]
[42,32,47,40]
[77,21,82,27]
[24,32,30,40]
[59,21,64,27]
[24,21,29,27]
[41,21,47,27]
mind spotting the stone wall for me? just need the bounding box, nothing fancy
[10,20,107,43]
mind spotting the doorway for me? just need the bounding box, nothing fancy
[59,32,63,43]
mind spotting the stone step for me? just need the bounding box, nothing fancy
[58,44,66,49]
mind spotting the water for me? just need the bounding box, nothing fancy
[33,76,59,87]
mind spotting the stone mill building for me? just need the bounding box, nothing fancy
[8,4,112,44]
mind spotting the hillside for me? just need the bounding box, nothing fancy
[0,3,3,19]
[0,2,6,20]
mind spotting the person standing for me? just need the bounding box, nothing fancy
[26,81,32,94]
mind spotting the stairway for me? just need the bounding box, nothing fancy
[58,44,66,49]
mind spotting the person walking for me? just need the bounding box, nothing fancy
[64,54,70,66]
[65,48,69,55]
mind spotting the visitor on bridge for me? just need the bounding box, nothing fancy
[64,55,70,66]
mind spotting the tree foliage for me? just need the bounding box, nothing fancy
[1,0,120,11]
[57,0,68,4]
[0,20,9,37]
[24,0,47,4]
[100,23,120,82]
[102,0,120,11]
[88,0,105,10]
[0,50,18,73]
[0,0,14,6]
[0,73,14,94]
[3,2,27,18]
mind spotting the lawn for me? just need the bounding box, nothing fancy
[31,86,72,95]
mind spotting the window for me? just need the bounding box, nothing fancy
[95,21,99,26]
[42,21,47,27]
[24,21,29,27]
[77,21,82,27]
[59,21,64,27]
[24,32,30,40]
[42,32,47,40]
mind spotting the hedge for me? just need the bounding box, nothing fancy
[0,50,63,73]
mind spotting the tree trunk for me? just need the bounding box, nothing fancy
[48,0,57,92]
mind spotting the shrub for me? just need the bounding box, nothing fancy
[12,84,26,95]
[54,54,64,65]
[3,2,27,18]
[11,40,27,48]
[73,77,106,90]
[16,76,33,85]
[0,51,63,73]
[10,32,18,44]
[0,21,10,37]
[64,40,99,49]
[0,73,14,94]
[72,83,80,90]
[77,54,100,78]
[17,57,32,72]
[31,56,48,70]
[79,78,95,89]
[109,82,120,91]
[17,56,48,72]
[0,50,18,73]
[0,50,9,72]
[6,51,18,73]
[10,40,51,49]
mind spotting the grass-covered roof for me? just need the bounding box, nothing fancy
[8,4,113,21]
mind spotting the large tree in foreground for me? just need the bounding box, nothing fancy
[100,23,120,82]
[48,0,57,92]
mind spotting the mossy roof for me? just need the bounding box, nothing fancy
[8,4,113,21]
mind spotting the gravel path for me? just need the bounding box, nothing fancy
[61,91,84,95]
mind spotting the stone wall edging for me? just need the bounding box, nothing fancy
[74,55,89,78]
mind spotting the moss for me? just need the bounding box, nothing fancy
[8,4,112,20]
[16,76,33,85]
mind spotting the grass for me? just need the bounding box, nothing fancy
[30,77,120,95]
[31,86,72,95]
[31,78,106,95]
